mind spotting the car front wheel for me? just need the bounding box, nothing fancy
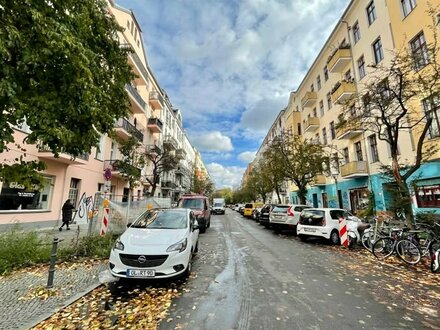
[330,230,340,245]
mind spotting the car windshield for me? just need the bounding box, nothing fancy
[179,198,204,209]
[214,203,223,207]
[130,209,187,229]
[245,203,253,208]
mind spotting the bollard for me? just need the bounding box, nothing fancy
[47,237,59,288]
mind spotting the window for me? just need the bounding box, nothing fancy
[324,66,329,81]
[95,135,105,160]
[343,148,349,164]
[330,121,336,140]
[423,95,440,138]
[319,100,324,117]
[315,133,320,144]
[68,178,81,207]
[310,84,314,92]
[416,184,440,208]
[401,0,416,17]
[372,37,384,64]
[130,21,134,35]
[297,123,302,135]
[353,21,361,43]
[354,141,363,161]
[344,69,352,81]
[349,105,356,118]
[322,128,328,145]
[0,176,53,211]
[368,134,379,162]
[366,1,377,25]
[313,107,317,118]
[327,92,332,110]
[317,75,321,90]
[332,152,340,173]
[110,142,116,160]
[357,55,366,79]
[410,32,429,70]
[363,93,372,115]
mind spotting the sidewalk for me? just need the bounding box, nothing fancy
[0,221,110,329]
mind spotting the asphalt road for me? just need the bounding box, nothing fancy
[158,209,433,330]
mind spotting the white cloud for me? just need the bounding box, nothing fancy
[238,151,256,163]
[207,162,245,188]
[190,131,233,152]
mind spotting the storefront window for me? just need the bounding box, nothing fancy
[416,184,440,208]
[0,177,53,211]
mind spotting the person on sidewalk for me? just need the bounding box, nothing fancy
[60,199,75,231]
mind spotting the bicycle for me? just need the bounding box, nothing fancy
[372,227,422,265]
[361,216,397,251]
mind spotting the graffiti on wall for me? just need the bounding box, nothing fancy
[74,193,94,224]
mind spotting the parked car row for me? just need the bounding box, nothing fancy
[236,202,364,245]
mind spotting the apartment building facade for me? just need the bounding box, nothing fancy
[0,1,204,225]
[258,0,439,216]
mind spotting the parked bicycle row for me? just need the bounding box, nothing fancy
[231,203,440,274]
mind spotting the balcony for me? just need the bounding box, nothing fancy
[125,84,147,114]
[340,161,368,178]
[103,159,141,180]
[161,180,177,190]
[38,145,89,165]
[147,117,163,133]
[176,148,186,159]
[114,118,144,142]
[312,174,327,186]
[146,144,162,155]
[175,165,186,176]
[149,91,164,110]
[301,91,317,108]
[331,80,356,104]
[164,135,179,150]
[304,117,320,133]
[327,47,352,73]
[129,52,149,85]
[336,119,363,140]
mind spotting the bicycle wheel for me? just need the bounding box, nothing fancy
[396,239,421,265]
[372,237,395,259]
[362,230,377,251]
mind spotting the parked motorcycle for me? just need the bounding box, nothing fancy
[346,218,371,248]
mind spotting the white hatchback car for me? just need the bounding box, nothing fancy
[269,204,311,230]
[296,208,361,245]
[109,208,199,279]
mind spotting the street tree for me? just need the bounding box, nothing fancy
[269,134,328,204]
[0,0,134,188]
[143,145,180,196]
[336,10,440,226]
[192,173,214,196]
[260,149,286,203]
[248,161,273,202]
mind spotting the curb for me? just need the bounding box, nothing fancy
[20,281,103,330]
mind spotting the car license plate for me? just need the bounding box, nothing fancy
[127,269,155,277]
[304,228,316,232]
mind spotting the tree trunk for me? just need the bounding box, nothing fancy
[297,185,307,205]
[391,157,414,227]
[275,190,282,203]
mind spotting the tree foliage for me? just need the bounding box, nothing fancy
[246,161,273,202]
[143,145,180,196]
[268,134,328,204]
[113,136,144,190]
[0,0,134,188]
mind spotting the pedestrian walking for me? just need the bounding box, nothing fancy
[60,199,75,231]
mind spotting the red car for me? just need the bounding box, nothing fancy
[177,194,211,233]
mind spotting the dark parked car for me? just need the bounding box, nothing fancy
[258,204,276,227]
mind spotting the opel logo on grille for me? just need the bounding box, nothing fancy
[138,255,146,263]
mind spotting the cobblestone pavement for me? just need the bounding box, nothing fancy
[0,261,107,330]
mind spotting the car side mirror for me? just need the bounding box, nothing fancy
[127,222,132,228]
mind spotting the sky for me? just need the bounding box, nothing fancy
[118,0,348,189]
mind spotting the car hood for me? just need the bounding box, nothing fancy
[121,228,187,248]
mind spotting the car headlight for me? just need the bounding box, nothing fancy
[114,238,124,251]
[166,238,187,253]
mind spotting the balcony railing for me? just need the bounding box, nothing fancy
[126,84,147,113]
[146,144,162,155]
[336,119,363,140]
[301,91,318,108]
[327,47,351,73]
[149,91,164,110]
[147,117,163,133]
[38,145,89,165]
[130,52,150,83]
[331,80,356,104]
[103,159,141,179]
[340,161,368,178]
[164,134,179,150]
[161,180,177,189]
[176,148,186,159]
[175,165,187,175]
[304,117,320,133]
[114,118,143,142]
